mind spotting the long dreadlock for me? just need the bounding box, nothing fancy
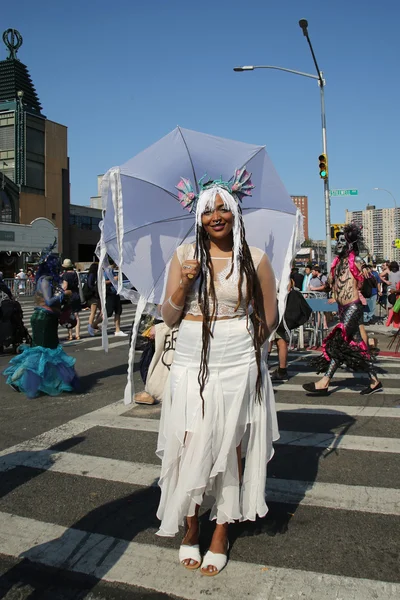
[194,211,266,416]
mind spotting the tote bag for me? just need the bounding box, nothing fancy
[145,322,179,400]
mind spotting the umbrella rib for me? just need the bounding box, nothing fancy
[103,215,193,243]
[177,127,199,194]
[122,175,180,200]
[237,145,265,173]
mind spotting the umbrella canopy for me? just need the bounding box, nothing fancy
[100,126,302,306]
[98,127,303,404]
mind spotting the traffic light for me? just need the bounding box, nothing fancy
[319,153,328,179]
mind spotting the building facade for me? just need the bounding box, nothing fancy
[0,28,69,275]
[345,205,400,262]
[90,174,104,209]
[69,204,101,263]
[291,195,309,240]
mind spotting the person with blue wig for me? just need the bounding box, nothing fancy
[3,240,79,398]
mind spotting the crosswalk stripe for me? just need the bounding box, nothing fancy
[270,358,400,369]
[277,430,400,453]
[2,447,400,515]
[275,383,400,395]
[74,414,400,453]
[266,478,400,515]
[0,512,397,600]
[275,402,400,418]
[2,398,398,463]
[279,371,400,380]
[0,400,127,458]
[19,308,137,325]
[87,339,130,351]
[20,308,137,319]
[61,332,131,347]
[0,447,159,486]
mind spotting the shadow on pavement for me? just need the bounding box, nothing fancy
[0,437,86,500]
[0,476,164,599]
[0,555,177,599]
[78,362,140,394]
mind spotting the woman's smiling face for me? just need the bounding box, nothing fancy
[201,194,233,240]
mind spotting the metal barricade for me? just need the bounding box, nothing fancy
[303,292,338,348]
[3,278,35,297]
[285,292,336,350]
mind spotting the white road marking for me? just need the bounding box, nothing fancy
[1,449,400,515]
[278,371,400,380]
[2,397,398,463]
[75,414,400,454]
[0,512,398,600]
[275,402,400,418]
[266,478,400,515]
[0,447,160,487]
[270,357,400,369]
[62,333,130,348]
[275,383,400,395]
[77,413,160,432]
[277,430,400,453]
[87,340,130,351]
[0,400,128,457]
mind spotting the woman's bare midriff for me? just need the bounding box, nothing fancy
[183,314,240,322]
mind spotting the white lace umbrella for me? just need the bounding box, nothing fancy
[97,127,303,403]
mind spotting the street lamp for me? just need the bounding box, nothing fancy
[233,19,332,267]
[372,187,398,208]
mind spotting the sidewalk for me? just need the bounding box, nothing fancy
[365,322,399,356]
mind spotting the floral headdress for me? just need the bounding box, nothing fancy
[175,166,254,214]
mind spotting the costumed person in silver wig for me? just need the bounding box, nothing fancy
[156,169,279,576]
[303,224,382,396]
[3,240,79,398]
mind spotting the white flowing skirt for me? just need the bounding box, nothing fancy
[156,317,279,537]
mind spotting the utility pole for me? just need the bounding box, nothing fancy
[299,19,332,268]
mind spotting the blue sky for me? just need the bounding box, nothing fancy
[3,0,400,239]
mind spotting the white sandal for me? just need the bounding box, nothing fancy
[179,544,202,570]
[200,543,229,577]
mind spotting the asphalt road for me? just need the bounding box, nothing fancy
[0,299,399,599]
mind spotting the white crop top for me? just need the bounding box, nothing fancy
[176,244,265,318]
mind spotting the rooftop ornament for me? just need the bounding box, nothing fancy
[3,28,23,60]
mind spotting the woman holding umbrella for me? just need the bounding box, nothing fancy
[156,170,279,576]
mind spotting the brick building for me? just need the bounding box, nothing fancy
[291,195,309,240]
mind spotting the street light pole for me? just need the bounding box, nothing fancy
[319,78,331,268]
[372,187,398,208]
[299,19,331,269]
[234,20,332,268]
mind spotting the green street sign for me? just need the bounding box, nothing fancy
[329,189,358,197]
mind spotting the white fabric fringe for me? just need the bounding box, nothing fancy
[156,317,279,537]
[276,208,304,338]
[96,167,150,404]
